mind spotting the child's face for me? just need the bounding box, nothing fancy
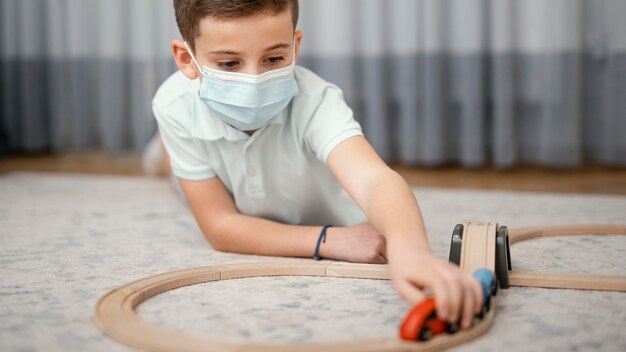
[192,9,301,76]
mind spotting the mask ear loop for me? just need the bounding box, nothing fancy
[289,36,297,68]
[183,41,204,74]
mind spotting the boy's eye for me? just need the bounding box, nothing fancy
[217,61,240,70]
[266,56,285,65]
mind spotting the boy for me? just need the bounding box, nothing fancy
[152,0,482,330]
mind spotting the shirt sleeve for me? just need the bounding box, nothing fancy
[304,85,363,163]
[153,104,216,181]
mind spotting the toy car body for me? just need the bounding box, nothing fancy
[399,269,496,341]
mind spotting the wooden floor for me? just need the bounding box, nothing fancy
[1,152,625,195]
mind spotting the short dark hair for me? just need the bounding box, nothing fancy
[174,0,299,50]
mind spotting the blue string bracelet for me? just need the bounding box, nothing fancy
[313,225,333,260]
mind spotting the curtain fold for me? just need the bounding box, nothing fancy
[1,0,178,153]
[1,0,625,167]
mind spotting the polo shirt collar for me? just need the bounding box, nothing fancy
[190,96,289,142]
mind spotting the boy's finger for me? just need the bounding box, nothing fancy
[396,280,425,305]
[461,280,477,328]
[431,277,451,321]
[444,274,462,323]
[373,254,387,264]
[472,279,483,315]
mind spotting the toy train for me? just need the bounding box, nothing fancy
[399,268,497,341]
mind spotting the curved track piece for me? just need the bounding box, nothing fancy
[508,224,626,245]
[508,225,626,291]
[95,262,494,352]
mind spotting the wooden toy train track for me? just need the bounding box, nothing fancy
[95,224,626,351]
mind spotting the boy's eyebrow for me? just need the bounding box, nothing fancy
[207,43,290,56]
[264,43,291,51]
[208,49,240,55]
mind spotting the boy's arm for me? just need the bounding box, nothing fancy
[326,135,483,330]
[179,177,386,262]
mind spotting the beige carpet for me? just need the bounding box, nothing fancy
[1,172,625,351]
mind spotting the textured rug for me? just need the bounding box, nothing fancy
[1,172,625,352]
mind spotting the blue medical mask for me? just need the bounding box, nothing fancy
[184,41,299,131]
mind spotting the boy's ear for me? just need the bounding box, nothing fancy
[294,30,303,64]
[172,39,200,80]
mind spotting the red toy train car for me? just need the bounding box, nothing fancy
[399,268,496,341]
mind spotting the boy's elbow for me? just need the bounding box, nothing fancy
[201,222,237,253]
[199,214,239,253]
[203,231,229,252]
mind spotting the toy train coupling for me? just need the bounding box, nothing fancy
[449,223,511,288]
[399,269,497,341]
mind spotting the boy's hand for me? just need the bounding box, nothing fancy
[321,223,387,264]
[387,241,484,330]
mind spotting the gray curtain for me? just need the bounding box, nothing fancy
[2,0,625,168]
[1,0,177,153]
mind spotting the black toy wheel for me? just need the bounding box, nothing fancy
[447,322,459,334]
[418,327,432,341]
[476,297,491,320]
[481,299,490,317]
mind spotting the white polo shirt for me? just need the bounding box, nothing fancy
[153,66,367,227]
